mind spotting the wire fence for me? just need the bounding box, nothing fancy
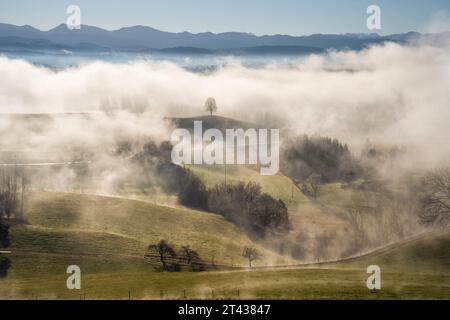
[143,253,243,271]
[17,288,244,300]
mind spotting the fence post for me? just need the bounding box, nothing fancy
[160,290,164,299]
[237,289,240,299]
[128,291,131,300]
[211,289,214,299]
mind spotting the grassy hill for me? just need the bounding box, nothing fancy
[10,192,292,266]
[1,114,448,299]
[170,115,256,133]
[188,164,307,206]
[188,164,350,240]
[337,227,450,274]
[1,174,449,300]
[2,222,449,299]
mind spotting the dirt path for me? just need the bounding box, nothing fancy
[252,228,447,270]
[8,228,445,272]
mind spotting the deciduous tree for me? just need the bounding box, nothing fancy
[243,247,260,268]
[204,97,218,116]
[147,239,176,271]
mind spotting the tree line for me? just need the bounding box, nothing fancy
[133,141,291,237]
[281,135,360,184]
[145,240,204,272]
[146,239,261,271]
[208,182,290,237]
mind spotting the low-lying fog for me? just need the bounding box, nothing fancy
[1,39,450,262]
[1,40,450,168]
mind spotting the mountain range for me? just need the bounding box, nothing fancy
[0,22,448,53]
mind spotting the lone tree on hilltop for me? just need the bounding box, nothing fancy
[204,97,218,116]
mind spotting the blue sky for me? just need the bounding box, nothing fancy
[0,0,449,35]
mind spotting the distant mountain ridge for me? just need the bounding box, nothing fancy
[0,22,448,52]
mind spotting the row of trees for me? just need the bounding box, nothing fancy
[145,240,203,272]
[134,141,291,237]
[146,240,261,271]
[132,141,208,209]
[208,182,291,237]
[281,135,360,184]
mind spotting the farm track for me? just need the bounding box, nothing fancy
[8,228,445,271]
[252,228,447,270]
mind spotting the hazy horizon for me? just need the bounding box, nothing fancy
[1,0,450,36]
[1,20,446,37]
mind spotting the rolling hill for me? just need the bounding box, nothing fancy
[337,227,450,274]
[1,163,449,299]
[10,192,292,266]
[1,113,449,299]
[0,199,450,299]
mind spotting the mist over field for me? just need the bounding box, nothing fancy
[1,38,450,296]
[1,40,450,169]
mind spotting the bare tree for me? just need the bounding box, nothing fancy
[20,167,26,220]
[0,257,10,278]
[314,231,334,262]
[0,166,19,220]
[242,247,260,268]
[0,221,10,249]
[388,204,405,240]
[147,239,176,271]
[208,181,290,237]
[299,173,321,199]
[181,245,200,267]
[345,196,367,255]
[420,167,450,226]
[204,97,218,116]
[291,232,309,260]
[0,219,11,278]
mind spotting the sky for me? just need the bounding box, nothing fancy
[0,0,450,35]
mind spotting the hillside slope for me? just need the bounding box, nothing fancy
[337,227,450,274]
[2,226,449,299]
[188,164,349,234]
[11,192,291,266]
[170,115,256,132]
